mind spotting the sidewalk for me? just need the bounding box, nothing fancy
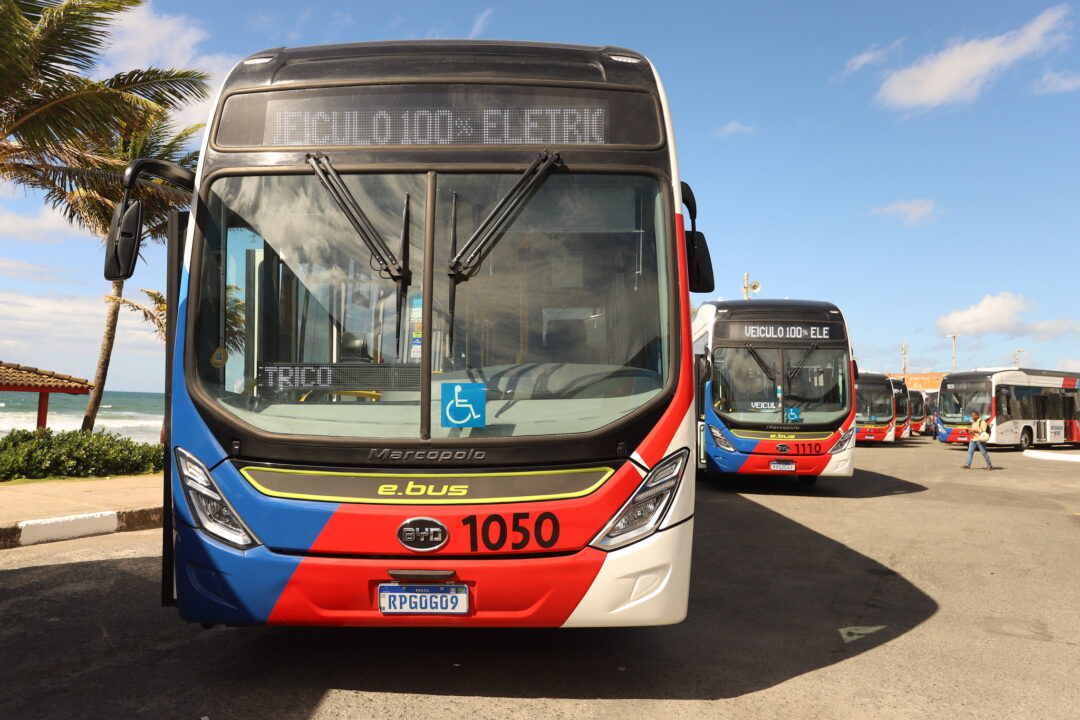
[0,474,162,549]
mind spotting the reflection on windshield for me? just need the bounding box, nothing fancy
[894,389,910,422]
[195,173,669,440]
[940,382,991,423]
[711,346,850,425]
[855,385,893,423]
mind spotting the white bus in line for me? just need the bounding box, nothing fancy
[937,368,1080,449]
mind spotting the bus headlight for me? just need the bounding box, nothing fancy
[175,448,260,549]
[592,448,689,550]
[708,424,736,452]
[829,427,856,454]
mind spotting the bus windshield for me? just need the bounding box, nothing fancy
[910,392,924,417]
[940,381,991,423]
[710,346,850,425]
[894,389,909,422]
[855,384,893,423]
[194,172,669,439]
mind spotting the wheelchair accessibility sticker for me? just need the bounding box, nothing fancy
[441,383,486,428]
[785,407,802,422]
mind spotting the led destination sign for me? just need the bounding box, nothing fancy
[270,106,606,147]
[715,321,847,343]
[215,84,661,148]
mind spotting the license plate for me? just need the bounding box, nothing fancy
[770,461,796,472]
[378,583,469,614]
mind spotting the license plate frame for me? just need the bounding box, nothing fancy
[378,583,470,615]
[769,460,797,472]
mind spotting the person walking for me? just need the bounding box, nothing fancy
[962,410,993,470]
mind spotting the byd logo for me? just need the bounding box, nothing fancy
[397,517,449,552]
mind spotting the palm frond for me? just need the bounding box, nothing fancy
[103,67,209,109]
[27,0,142,83]
[105,291,165,340]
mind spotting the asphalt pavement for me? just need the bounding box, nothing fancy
[1,437,1078,719]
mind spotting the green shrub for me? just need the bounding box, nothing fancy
[0,429,165,481]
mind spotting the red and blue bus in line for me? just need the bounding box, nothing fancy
[695,300,856,485]
[936,369,1080,449]
[855,372,897,442]
[102,41,715,627]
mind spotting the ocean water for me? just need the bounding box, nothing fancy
[0,390,164,445]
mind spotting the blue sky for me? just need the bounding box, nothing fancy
[2,1,1078,391]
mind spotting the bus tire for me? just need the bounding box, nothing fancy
[1019,427,1033,451]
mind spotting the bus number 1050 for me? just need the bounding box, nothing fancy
[461,512,560,552]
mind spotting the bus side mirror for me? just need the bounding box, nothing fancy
[686,230,714,293]
[852,360,860,380]
[104,199,144,281]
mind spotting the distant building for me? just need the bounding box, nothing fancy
[886,372,945,392]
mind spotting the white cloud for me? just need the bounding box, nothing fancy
[97,4,240,136]
[1056,358,1080,371]
[0,291,163,378]
[936,291,1080,341]
[0,258,68,284]
[877,5,1070,110]
[836,39,903,80]
[0,203,85,243]
[1035,68,1080,93]
[468,8,495,38]
[714,121,755,138]
[870,198,936,225]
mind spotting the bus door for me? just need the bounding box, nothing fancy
[1065,395,1079,442]
[1034,395,1049,442]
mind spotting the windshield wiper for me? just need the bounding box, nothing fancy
[448,150,561,281]
[787,343,818,382]
[744,343,776,382]
[306,152,407,281]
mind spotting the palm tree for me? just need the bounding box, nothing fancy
[0,0,208,431]
[66,111,203,430]
[1,1,207,201]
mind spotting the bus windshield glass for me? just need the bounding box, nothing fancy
[194,172,669,439]
[894,389,909,422]
[910,392,924,417]
[940,381,991,423]
[710,346,850,426]
[856,382,893,423]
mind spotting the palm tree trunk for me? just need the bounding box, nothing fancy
[82,279,124,432]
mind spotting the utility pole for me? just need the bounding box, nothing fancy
[1014,349,1025,368]
[901,340,908,374]
[946,334,961,371]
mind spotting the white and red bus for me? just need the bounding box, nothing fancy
[855,372,897,443]
[909,390,927,435]
[892,377,911,440]
[102,41,714,627]
[936,369,1080,449]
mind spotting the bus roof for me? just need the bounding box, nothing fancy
[942,368,1080,383]
[703,299,843,323]
[856,372,894,388]
[224,41,658,94]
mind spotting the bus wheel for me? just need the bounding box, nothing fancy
[1019,428,1033,451]
[797,475,818,486]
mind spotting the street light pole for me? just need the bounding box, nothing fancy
[946,334,961,371]
[1014,349,1025,368]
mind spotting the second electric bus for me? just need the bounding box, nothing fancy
[696,300,856,483]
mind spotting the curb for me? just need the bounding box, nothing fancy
[0,506,162,549]
[1023,449,1080,464]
